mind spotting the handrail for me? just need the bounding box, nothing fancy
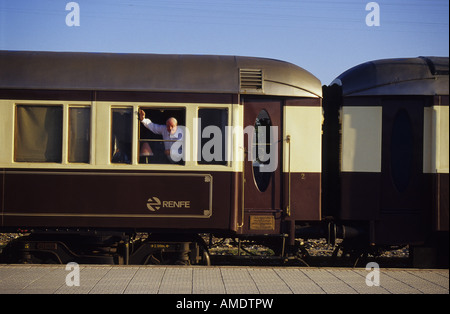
[285,135,291,217]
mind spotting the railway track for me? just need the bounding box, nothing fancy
[207,237,412,268]
[1,233,415,268]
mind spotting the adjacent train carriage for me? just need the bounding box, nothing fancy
[328,57,449,265]
[0,51,323,264]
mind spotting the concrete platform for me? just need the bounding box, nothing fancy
[0,264,448,294]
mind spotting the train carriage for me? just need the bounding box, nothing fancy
[1,51,447,267]
[0,51,323,264]
[327,56,449,266]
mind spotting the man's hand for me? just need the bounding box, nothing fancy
[139,109,145,121]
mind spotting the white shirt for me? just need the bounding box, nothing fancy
[141,118,184,161]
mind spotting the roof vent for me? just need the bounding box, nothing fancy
[240,69,263,91]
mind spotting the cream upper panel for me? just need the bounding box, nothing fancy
[283,106,322,173]
[0,100,243,172]
[0,100,14,163]
[341,106,383,173]
[0,100,93,166]
[424,106,449,174]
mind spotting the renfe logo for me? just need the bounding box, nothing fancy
[147,197,161,211]
[147,197,191,212]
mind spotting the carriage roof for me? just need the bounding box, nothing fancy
[0,51,322,98]
[332,56,449,96]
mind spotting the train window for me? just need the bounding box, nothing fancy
[198,108,228,165]
[111,108,133,164]
[15,105,63,162]
[391,109,413,192]
[139,108,186,165]
[68,107,91,163]
[253,109,272,192]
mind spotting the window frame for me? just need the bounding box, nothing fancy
[110,106,134,165]
[138,106,187,165]
[13,102,93,165]
[14,104,64,163]
[197,107,229,166]
[68,105,92,164]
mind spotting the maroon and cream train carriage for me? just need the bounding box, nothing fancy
[326,57,449,266]
[0,51,323,264]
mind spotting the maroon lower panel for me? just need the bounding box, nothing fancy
[283,172,321,221]
[340,172,381,221]
[434,173,449,231]
[1,169,237,232]
[340,171,447,245]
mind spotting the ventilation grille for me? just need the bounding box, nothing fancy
[240,69,263,90]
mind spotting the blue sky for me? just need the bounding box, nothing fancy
[1,0,448,84]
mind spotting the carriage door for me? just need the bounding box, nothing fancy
[380,99,426,241]
[243,99,282,233]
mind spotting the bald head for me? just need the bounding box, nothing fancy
[166,117,178,135]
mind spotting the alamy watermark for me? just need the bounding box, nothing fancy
[365,262,380,286]
[65,262,80,286]
[65,2,379,28]
[366,2,380,27]
[63,261,380,289]
[168,121,279,173]
[65,2,80,27]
